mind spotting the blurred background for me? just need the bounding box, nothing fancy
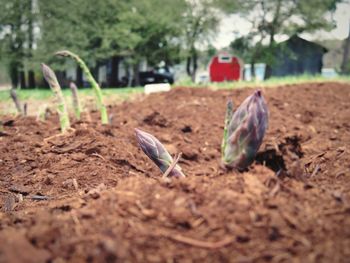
[0,0,349,90]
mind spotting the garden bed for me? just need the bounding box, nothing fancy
[1,82,350,262]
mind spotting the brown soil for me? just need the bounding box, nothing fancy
[1,82,350,263]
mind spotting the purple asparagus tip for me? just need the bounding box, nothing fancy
[135,128,185,178]
[222,90,269,170]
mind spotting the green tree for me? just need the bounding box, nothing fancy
[37,0,186,87]
[36,0,95,86]
[0,0,35,88]
[1,0,223,88]
[219,0,341,78]
[120,0,186,86]
[182,0,221,82]
[340,20,350,74]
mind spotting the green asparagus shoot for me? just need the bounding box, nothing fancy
[221,99,234,159]
[10,89,23,115]
[69,82,82,120]
[23,103,27,116]
[55,50,108,124]
[41,63,71,132]
[36,104,49,122]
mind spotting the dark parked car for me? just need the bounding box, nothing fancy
[139,68,174,86]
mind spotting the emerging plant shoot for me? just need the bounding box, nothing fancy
[221,99,234,159]
[10,89,23,115]
[69,82,82,120]
[36,104,49,122]
[41,63,71,132]
[55,50,108,124]
[135,128,185,178]
[222,90,268,170]
[23,103,27,116]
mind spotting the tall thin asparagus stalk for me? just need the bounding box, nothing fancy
[23,103,27,116]
[221,99,234,159]
[55,50,108,124]
[10,89,23,115]
[41,63,70,132]
[69,82,82,120]
[36,104,49,122]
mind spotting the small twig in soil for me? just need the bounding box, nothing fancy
[310,164,320,178]
[335,170,346,179]
[135,200,157,218]
[265,177,281,197]
[208,166,217,174]
[43,127,76,143]
[162,152,183,178]
[275,169,283,177]
[159,231,235,249]
[269,181,281,197]
[17,194,23,202]
[128,170,143,177]
[323,206,350,216]
[27,195,50,201]
[91,152,106,161]
[114,190,140,197]
[72,178,79,191]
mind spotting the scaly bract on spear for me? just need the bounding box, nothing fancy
[135,128,185,178]
[221,90,268,170]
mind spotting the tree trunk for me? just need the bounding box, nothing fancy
[341,20,350,74]
[186,48,198,82]
[264,0,280,80]
[186,56,192,77]
[133,63,140,87]
[264,34,275,80]
[10,63,19,89]
[264,65,272,79]
[109,56,120,87]
[76,66,83,87]
[251,61,256,81]
[28,70,36,88]
[93,64,100,85]
[264,39,274,80]
[126,65,132,87]
[27,0,36,88]
[191,51,198,82]
[19,70,27,89]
